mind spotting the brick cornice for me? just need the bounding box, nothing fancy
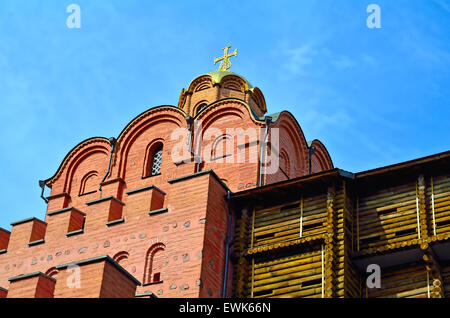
[126,185,166,195]
[47,206,85,216]
[10,217,47,227]
[106,218,125,226]
[168,169,229,192]
[100,177,125,187]
[148,208,168,216]
[135,291,158,298]
[46,192,70,200]
[56,255,141,285]
[28,239,45,247]
[86,195,125,206]
[8,271,56,283]
[66,229,84,237]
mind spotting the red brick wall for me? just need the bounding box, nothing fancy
[0,84,332,297]
[311,155,323,174]
[54,259,137,298]
[46,193,70,214]
[47,140,111,204]
[264,112,310,186]
[46,211,72,242]
[55,261,102,298]
[199,175,229,298]
[7,273,55,298]
[8,219,46,252]
[35,275,56,298]
[0,228,10,250]
[0,288,7,298]
[30,220,47,243]
[100,261,138,298]
[85,197,124,233]
[310,139,333,173]
[197,100,263,192]
[124,186,165,222]
[68,210,85,233]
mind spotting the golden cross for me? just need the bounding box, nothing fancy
[214,46,237,71]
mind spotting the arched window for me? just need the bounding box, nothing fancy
[143,243,166,285]
[151,146,163,176]
[143,141,164,178]
[195,103,208,115]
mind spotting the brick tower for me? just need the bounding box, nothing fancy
[0,62,333,297]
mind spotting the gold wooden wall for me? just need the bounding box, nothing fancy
[231,164,450,298]
[354,172,450,298]
[425,174,450,236]
[364,263,429,298]
[232,181,360,298]
[355,180,419,252]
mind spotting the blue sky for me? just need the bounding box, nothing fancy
[0,0,449,229]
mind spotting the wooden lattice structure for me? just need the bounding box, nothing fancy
[231,151,450,298]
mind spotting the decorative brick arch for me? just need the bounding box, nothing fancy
[216,74,251,92]
[309,139,333,173]
[279,148,291,178]
[187,75,214,93]
[45,267,59,278]
[113,251,130,269]
[221,76,245,92]
[178,75,214,113]
[114,106,186,180]
[221,178,228,187]
[79,170,99,195]
[194,100,209,115]
[65,147,110,197]
[270,111,310,179]
[213,134,233,160]
[193,79,213,92]
[45,137,111,194]
[199,107,246,134]
[195,99,264,130]
[195,100,264,167]
[251,87,267,113]
[143,243,166,285]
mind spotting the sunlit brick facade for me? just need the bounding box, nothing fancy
[0,70,332,298]
[1,69,447,299]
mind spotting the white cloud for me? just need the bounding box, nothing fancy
[330,55,355,70]
[361,54,376,66]
[280,43,367,77]
[302,108,354,133]
[282,44,317,76]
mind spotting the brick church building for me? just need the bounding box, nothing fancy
[0,50,449,298]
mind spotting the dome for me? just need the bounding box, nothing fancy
[179,69,266,117]
[184,70,254,93]
[205,70,254,91]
